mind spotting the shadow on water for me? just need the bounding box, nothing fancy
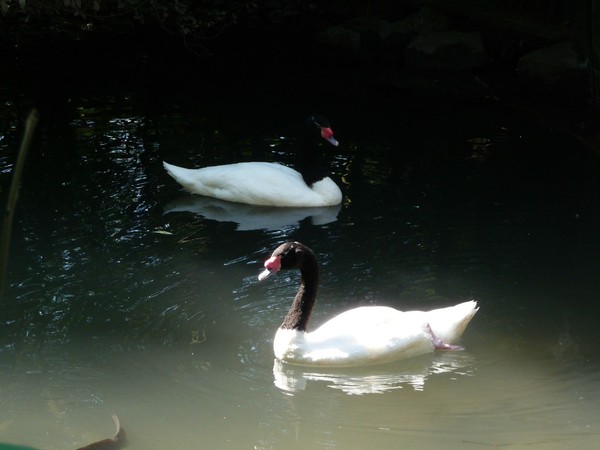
[1,85,600,448]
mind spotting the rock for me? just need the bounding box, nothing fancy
[404,30,489,70]
[341,17,388,55]
[517,41,584,88]
[516,41,587,103]
[382,7,453,50]
[341,17,389,35]
[316,25,361,54]
[380,15,420,50]
[316,18,389,62]
[412,7,454,33]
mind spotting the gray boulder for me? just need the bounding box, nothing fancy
[517,41,584,88]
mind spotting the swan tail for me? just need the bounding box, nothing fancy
[163,161,216,196]
[426,300,479,344]
[163,161,197,187]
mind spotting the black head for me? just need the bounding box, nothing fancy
[258,242,316,280]
[307,115,331,129]
[305,115,338,147]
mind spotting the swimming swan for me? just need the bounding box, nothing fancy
[163,115,342,207]
[258,242,479,367]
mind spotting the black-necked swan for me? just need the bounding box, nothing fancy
[163,115,342,207]
[258,241,479,367]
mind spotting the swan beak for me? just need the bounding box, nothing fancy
[258,268,275,281]
[325,136,339,146]
[259,254,281,281]
[320,127,339,147]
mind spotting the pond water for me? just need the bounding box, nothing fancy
[1,82,600,449]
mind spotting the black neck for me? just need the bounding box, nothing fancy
[295,122,327,186]
[297,165,327,187]
[280,255,319,331]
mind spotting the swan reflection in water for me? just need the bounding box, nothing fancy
[164,195,342,231]
[273,351,476,395]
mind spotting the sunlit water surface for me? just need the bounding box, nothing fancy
[1,92,600,449]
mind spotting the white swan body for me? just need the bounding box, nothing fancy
[259,242,479,367]
[163,161,342,207]
[273,302,478,366]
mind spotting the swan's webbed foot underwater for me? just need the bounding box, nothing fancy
[426,323,464,351]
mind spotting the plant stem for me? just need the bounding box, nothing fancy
[0,109,39,299]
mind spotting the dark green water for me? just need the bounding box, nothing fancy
[1,87,600,449]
